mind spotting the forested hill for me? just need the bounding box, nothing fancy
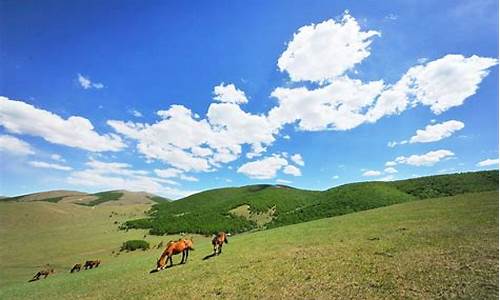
[124,170,499,235]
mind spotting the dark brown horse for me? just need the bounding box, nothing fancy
[212,232,228,255]
[30,268,54,281]
[83,260,101,270]
[70,263,82,273]
[156,238,194,271]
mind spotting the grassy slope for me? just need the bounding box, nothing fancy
[0,201,166,287]
[1,191,497,299]
[125,170,498,235]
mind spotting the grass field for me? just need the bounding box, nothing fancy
[0,191,497,299]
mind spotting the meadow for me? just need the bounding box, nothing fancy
[0,191,497,299]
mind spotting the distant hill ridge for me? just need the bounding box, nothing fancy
[2,190,171,206]
[123,170,499,235]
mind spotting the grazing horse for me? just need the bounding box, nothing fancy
[70,263,82,273]
[30,268,54,281]
[212,232,228,255]
[83,259,101,270]
[156,238,194,271]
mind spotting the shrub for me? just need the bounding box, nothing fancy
[120,240,150,252]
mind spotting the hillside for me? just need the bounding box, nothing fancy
[124,170,499,235]
[0,191,497,299]
[2,190,171,206]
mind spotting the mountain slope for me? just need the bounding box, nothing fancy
[124,170,499,235]
[2,190,171,206]
[1,191,497,299]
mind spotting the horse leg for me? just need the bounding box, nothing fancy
[185,250,189,263]
[44,273,48,279]
[181,251,185,264]
[219,244,223,255]
[168,256,173,267]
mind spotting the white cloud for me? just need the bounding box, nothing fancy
[409,120,465,143]
[362,170,381,177]
[0,134,35,156]
[385,161,397,167]
[290,153,304,166]
[154,168,183,178]
[78,74,104,89]
[283,165,302,176]
[78,74,104,90]
[384,167,398,174]
[28,160,72,171]
[283,135,291,140]
[269,76,385,131]
[213,83,248,104]
[129,109,143,117]
[394,149,454,166]
[237,154,288,179]
[277,12,380,83]
[405,55,498,114]
[50,154,65,162]
[109,85,279,173]
[67,159,194,199]
[332,175,340,180]
[154,168,199,182]
[476,158,499,167]
[0,97,125,152]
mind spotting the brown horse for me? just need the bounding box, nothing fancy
[83,260,101,270]
[156,238,194,271]
[212,232,228,255]
[30,268,54,281]
[70,263,82,273]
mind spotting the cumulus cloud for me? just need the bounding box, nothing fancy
[78,74,104,89]
[28,160,72,171]
[362,170,381,177]
[283,165,302,176]
[476,158,499,167]
[0,97,125,152]
[384,167,398,174]
[406,55,498,114]
[269,76,385,131]
[154,167,199,182]
[0,134,35,156]
[277,12,380,83]
[213,83,248,104]
[409,120,465,143]
[290,153,304,166]
[109,85,279,173]
[393,149,455,166]
[237,154,289,179]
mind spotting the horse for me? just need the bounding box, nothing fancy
[70,263,82,273]
[83,259,101,270]
[156,238,194,271]
[30,268,54,281]
[212,232,229,255]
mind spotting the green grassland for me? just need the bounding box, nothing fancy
[0,191,497,299]
[0,201,165,287]
[124,170,498,235]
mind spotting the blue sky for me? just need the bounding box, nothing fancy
[0,0,498,199]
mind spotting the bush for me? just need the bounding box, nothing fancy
[120,240,150,252]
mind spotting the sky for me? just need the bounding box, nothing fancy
[0,0,498,199]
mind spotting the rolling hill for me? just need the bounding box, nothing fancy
[0,191,497,299]
[2,190,171,206]
[124,170,499,235]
